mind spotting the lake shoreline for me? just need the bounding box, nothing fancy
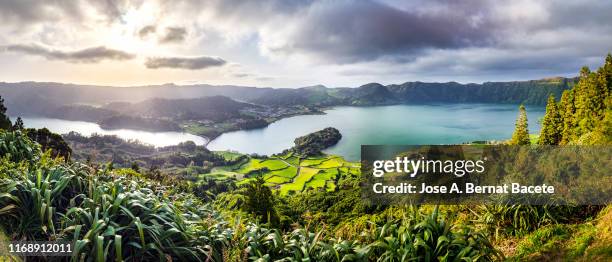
[207,103,546,161]
[13,102,545,158]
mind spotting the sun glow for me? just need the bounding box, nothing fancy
[103,3,161,55]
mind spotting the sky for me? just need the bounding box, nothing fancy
[0,0,611,88]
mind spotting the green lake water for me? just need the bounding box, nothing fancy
[208,104,545,161]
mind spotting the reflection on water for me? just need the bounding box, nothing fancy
[18,117,208,147]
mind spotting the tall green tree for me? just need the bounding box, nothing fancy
[603,53,612,92]
[559,90,577,144]
[241,176,279,225]
[0,96,12,130]
[555,54,611,145]
[510,104,530,145]
[12,117,24,130]
[538,95,562,145]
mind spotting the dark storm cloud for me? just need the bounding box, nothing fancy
[2,44,135,63]
[269,0,496,63]
[159,27,187,43]
[145,56,226,70]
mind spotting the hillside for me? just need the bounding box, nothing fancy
[0,77,575,113]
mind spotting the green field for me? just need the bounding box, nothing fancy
[266,166,298,178]
[237,158,289,173]
[279,167,319,194]
[198,166,244,180]
[305,168,338,189]
[265,175,292,185]
[199,153,359,195]
[215,150,244,161]
[300,158,326,167]
[317,157,345,168]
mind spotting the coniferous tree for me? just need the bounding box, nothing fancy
[559,90,576,144]
[242,176,279,225]
[538,95,562,145]
[12,117,24,130]
[510,104,530,145]
[0,96,12,130]
[604,54,612,92]
[555,55,611,145]
[574,67,605,134]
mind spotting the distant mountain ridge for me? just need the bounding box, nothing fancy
[0,77,576,117]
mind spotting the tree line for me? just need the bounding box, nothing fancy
[511,54,611,145]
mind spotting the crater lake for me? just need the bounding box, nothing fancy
[208,104,545,161]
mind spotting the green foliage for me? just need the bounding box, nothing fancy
[0,131,231,261]
[238,177,279,225]
[64,132,228,173]
[239,206,500,261]
[510,223,598,261]
[24,127,72,161]
[510,105,531,145]
[291,127,342,157]
[0,130,41,163]
[12,117,24,130]
[540,54,612,145]
[538,95,562,145]
[0,96,12,130]
[559,89,577,144]
[473,204,581,239]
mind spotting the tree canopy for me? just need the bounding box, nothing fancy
[538,54,612,145]
[0,96,12,130]
[510,104,530,145]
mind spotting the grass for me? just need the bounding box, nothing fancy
[277,151,294,159]
[237,158,289,173]
[305,169,338,190]
[583,206,612,260]
[326,181,337,191]
[0,227,21,262]
[215,150,243,161]
[284,156,300,166]
[199,168,241,180]
[183,122,217,135]
[279,167,319,195]
[508,219,607,261]
[201,154,357,194]
[300,158,326,167]
[265,175,292,185]
[266,166,298,179]
[317,157,344,168]
[513,224,571,259]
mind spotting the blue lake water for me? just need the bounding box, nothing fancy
[208,104,545,161]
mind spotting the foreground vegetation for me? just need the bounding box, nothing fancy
[0,130,503,261]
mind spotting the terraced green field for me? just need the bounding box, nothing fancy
[300,158,326,167]
[265,175,292,184]
[199,153,360,195]
[279,167,319,194]
[305,169,338,189]
[317,157,345,168]
[237,158,289,173]
[268,166,298,178]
